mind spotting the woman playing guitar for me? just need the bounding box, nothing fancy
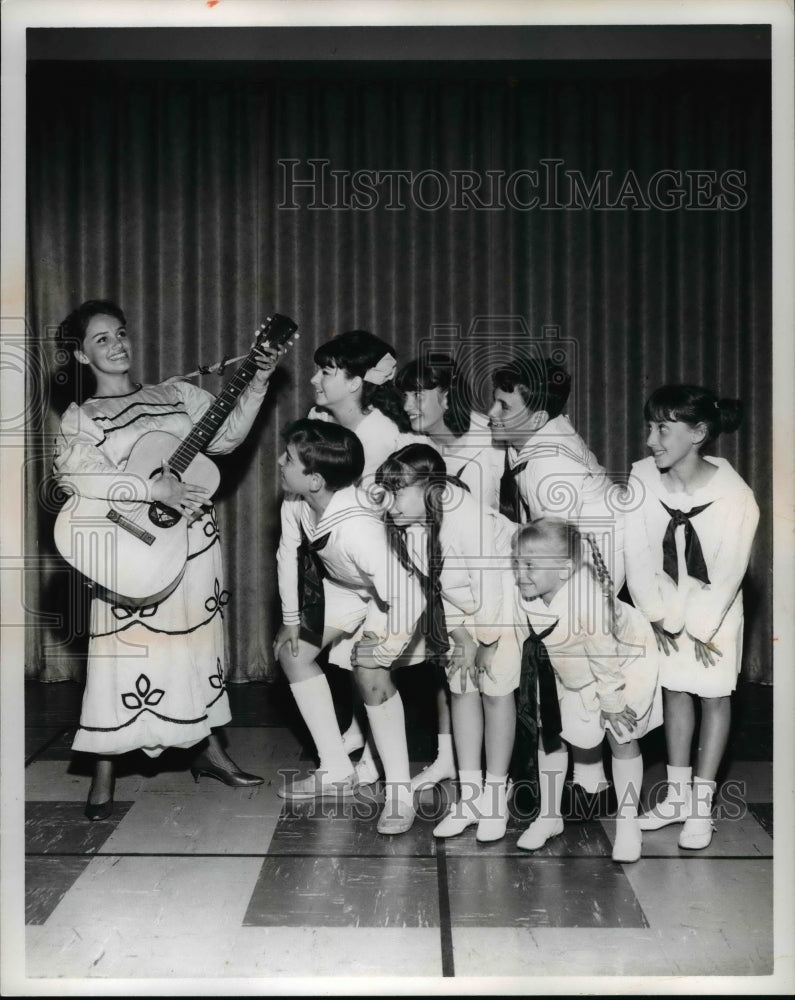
[52,299,288,819]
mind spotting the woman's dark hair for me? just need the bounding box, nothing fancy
[313,330,410,432]
[282,418,365,490]
[54,299,127,404]
[394,355,472,436]
[57,299,127,354]
[643,384,743,449]
[492,356,571,419]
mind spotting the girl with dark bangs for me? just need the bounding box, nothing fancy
[625,384,759,850]
[309,330,415,476]
[396,355,504,514]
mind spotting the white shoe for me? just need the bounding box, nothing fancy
[678,816,714,850]
[476,813,509,843]
[517,817,564,851]
[612,817,642,863]
[638,789,691,830]
[354,757,381,787]
[277,770,358,800]
[377,797,416,835]
[433,802,479,838]
[410,758,457,792]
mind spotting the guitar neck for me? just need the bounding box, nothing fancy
[168,352,261,475]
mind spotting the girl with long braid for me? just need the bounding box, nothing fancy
[373,443,522,843]
[512,518,662,862]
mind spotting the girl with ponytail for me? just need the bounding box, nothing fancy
[373,443,522,844]
[511,518,663,862]
[624,385,759,850]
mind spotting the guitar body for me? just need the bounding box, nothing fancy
[53,311,297,607]
[54,431,221,606]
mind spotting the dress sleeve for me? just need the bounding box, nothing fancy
[276,497,303,625]
[445,499,503,644]
[173,379,269,456]
[623,480,684,633]
[523,449,589,521]
[581,628,629,715]
[52,403,153,502]
[683,489,760,642]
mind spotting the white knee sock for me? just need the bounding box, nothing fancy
[289,675,352,781]
[611,755,643,819]
[365,693,412,806]
[358,735,379,771]
[342,713,364,743]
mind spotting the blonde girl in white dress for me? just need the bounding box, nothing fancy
[512,519,663,863]
[625,385,759,850]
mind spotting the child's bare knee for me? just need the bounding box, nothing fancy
[353,665,393,705]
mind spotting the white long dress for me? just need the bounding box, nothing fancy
[624,455,759,697]
[52,379,268,757]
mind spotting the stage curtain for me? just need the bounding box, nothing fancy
[25,60,772,684]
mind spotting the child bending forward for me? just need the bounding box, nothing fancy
[512,519,662,863]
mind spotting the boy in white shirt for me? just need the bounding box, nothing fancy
[488,356,624,799]
[274,419,424,834]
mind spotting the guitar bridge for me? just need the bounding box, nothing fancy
[106,508,156,546]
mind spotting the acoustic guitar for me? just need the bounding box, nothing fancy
[53,312,297,606]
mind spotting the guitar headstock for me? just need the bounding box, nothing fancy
[257,313,298,351]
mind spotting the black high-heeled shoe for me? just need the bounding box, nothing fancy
[84,777,115,821]
[189,753,264,787]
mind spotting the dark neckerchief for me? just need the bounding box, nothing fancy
[659,499,713,585]
[297,524,331,648]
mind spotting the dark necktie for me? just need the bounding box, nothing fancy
[659,500,713,585]
[510,621,560,816]
[297,525,331,647]
[499,451,529,522]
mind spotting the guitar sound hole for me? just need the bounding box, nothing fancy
[149,502,181,528]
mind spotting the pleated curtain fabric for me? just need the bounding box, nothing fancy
[25,60,772,684]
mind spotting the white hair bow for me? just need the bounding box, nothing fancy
[363,352,397,385]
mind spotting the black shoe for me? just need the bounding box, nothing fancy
[84,778,115,821]
[562,782,614,822]
[190,753,264,787]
